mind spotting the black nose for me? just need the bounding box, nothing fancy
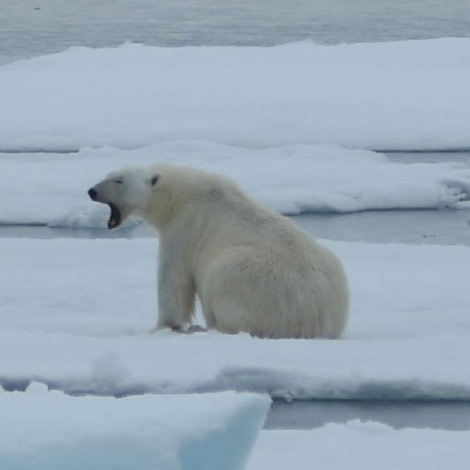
[88,188,98,200]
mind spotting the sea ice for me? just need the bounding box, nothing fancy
[1,39,470,152]
[247,422,470,470]
[0,385,270,470]
[1,143,469,227]
[1,238,469,401]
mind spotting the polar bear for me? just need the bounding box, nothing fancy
[88,164,349,339]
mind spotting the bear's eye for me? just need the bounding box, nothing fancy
[114,179,123,184]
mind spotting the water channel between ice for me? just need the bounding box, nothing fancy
[266,399,470,431]
[1,208,469,247]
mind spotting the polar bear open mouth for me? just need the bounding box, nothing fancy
[107,203,122,229]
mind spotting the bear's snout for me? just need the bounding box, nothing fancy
[88,188,98,200]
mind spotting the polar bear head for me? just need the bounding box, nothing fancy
[88,166,159,229]
[89,163,235,230]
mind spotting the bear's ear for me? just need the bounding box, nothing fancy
[150,174,159,186]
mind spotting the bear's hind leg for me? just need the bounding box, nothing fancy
[201,247,275,336]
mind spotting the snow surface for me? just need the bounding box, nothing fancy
[2,238,469,400]
[0,384,269,470]
[1,39,470,152]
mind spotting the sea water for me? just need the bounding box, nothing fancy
[1,0,470,65]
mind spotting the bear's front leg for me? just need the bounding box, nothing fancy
[153,251,196,332]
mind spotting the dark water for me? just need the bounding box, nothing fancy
[267,399,470,430]
[2,0,470,65]
[294,209,470,247]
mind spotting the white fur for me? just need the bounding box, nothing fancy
[91,164,350,339]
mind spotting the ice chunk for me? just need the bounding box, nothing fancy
[0,389,270,470]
